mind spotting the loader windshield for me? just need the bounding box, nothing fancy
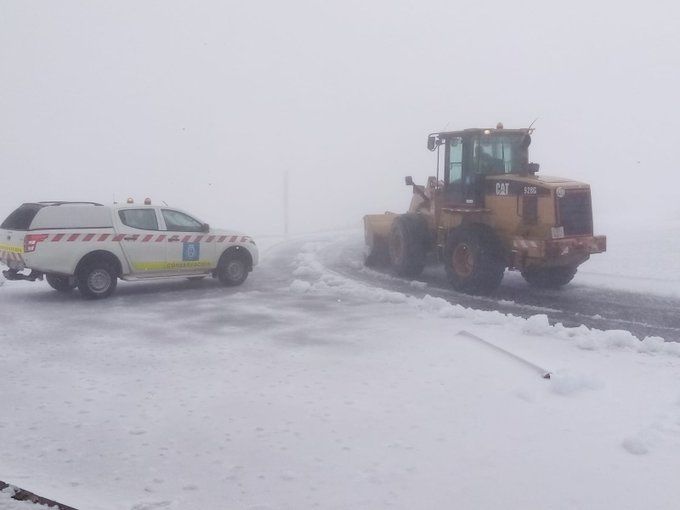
[473,134,528,175]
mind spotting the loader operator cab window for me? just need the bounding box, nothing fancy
[472,134,527,176]
[447,137,463,184]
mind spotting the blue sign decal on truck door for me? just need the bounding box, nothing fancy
[183,242,200,261]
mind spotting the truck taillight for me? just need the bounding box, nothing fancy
[24,233,49,253]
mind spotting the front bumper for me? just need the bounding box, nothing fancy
[511,235,607,268]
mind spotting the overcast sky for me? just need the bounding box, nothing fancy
[1,0,678,234]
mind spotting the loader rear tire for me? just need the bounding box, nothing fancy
[444,227,505,295]
[388,214,427,277]
[521,265,577,289]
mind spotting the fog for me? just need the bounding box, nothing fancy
[2,0,678,234]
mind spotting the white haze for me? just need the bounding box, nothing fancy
[1,0,678,234]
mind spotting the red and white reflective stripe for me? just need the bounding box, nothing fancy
[513,239,540,249]
[37,233,253,244]
[0,250,26,265]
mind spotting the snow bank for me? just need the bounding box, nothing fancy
[293,237,680,359]
[2,233,679,510]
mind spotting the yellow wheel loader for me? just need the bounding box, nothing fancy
[363,124,606,294]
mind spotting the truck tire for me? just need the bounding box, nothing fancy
[444,227,505,294]
[388,214,427,277]
[521,265,577,289]
[46,274,77,292]
[77,261,118,299]
[217,252,249,286]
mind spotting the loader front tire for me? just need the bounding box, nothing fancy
[444,227,505,295]
[388,214,427,277]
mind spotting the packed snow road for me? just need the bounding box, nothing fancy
[1,233,680,510]
[319,233,680,342]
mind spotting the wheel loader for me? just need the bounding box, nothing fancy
[363,124,607,294]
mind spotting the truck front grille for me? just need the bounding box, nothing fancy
[558,190,593,236]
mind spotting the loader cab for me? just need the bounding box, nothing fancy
[432,128,532,207]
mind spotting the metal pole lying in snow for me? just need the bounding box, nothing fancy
[457,330,552,379]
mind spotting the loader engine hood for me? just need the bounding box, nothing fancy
[484,174,590,196]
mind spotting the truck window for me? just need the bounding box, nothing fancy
[1,203,45,230]
[119,209,159,230]
[162,209,203,232]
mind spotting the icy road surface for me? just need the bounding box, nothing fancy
[1,233,680,510]
[326,234,680,342]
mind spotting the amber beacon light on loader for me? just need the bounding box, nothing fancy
[363,124,607,294]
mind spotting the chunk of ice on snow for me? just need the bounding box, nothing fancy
[289,280,312,293]
[622,436,650,455]
[522,314,551,335]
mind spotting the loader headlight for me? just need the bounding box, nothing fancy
[556,187,566,198]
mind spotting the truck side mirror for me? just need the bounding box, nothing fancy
[405,176,414,186]
[427,135,437,151]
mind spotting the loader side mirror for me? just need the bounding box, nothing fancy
[527,163,540,174]
[427,135,437,151]
[405,176,414,186]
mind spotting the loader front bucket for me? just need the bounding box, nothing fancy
[363,213,396,267]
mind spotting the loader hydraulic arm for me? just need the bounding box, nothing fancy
[404,176,429,203]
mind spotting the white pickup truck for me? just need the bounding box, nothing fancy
[0,201,258,299]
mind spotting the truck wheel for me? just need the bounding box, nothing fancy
[521,265,577,289]
[388,214,427,277]
[444,227,505,294]
[217,253,249,286]
[77,261,118,299]
[46,274,77,292]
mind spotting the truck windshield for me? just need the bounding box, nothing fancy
[473,134,527,175]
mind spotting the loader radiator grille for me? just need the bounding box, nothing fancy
[558,190,593,236]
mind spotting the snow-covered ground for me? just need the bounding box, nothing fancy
[1,228,679,510]
[576,216,680,298]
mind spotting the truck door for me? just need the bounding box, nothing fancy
[160,209,216,275]
[115,208,167,276]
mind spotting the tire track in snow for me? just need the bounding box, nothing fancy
[311,233,680,342]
